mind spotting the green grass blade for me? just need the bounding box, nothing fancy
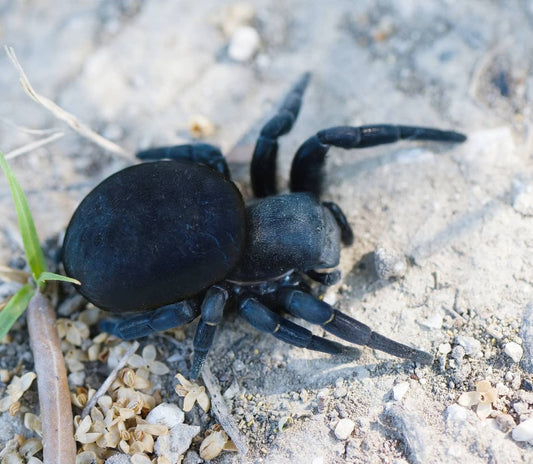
[0,151,46,279]
[0,284,35,340]
[37,271,80,287]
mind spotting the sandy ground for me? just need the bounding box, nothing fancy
[1,1,533,463]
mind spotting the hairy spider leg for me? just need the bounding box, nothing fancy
[99,300,199,340]
[137,143,230,179]
[190,285,229,379]
[278,288,434,365]
[289,125,467,197]
[239,294,349,354]
[251,72,311,197]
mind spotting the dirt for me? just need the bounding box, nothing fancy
[1,1,533,463]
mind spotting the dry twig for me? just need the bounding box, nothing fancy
[5,132,65,160]
[202,362,249,456]
[26,290,76,464]
[81,340,140,418]
[4,45,133,160]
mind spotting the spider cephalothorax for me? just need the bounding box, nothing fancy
[63,73,466,378]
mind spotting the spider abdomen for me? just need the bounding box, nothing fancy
[63,161,246,313]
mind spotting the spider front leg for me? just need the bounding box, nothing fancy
[190,285,229,379]
[137,143,230,178]
[290,125,467,197]
[100,300,199,340]
[251,72,311,197]
[278,288,434,365]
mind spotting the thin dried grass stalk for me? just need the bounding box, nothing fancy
[5,133,65,160]
[81,341,140,418]
[4,46,133,160]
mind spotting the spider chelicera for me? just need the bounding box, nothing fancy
[63,73,466,378]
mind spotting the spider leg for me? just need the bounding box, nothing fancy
[239,294,347,354]
[190,285,229,379]
[99,300,199,340]
[251,72,311,197]
[137,143,230,178]
[322,201,354,246]
[290,125,467,196]
[279,288,433,364]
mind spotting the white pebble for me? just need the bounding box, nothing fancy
[155,423,201,460]
[146,403,184,429]
[393,382,409,401]
[504,341,523,363]
[334,418,355,440]
[456,335,482,357]
[374,245,407,280]
[228,26,260,61]
[419,313,443,330]
[68,371,86,387]
[438,343,452,355]
[512,417,533,442]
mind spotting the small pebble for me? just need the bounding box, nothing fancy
[154,423,201,460]
[373,245,407,280]
[233,359,245,371]
[504,341,523,363]
[521,379,533,391]
[446,404,469,423]
[438,343,452,355]
[183,451,202,464]
[104,455,132,464]
[146,403,184,429]
[393,382,409,401]
[228,26,260,61]
[334,418,355,440]
[511,417,533,442]
[333,387,348,399]
[495,413,516,432]
[451,345,466,364]
[419,313,443,330]
[456,335,482,358]
[513,401,529,415]
[68,371,86,387]
[188,115,215,138]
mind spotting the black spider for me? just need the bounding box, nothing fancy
[62,73,466,379]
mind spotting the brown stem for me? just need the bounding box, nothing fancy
[27,290,76,464]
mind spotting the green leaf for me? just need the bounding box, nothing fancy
[0,151,46,279]
[0,284,35,340]
[36,271,80,287]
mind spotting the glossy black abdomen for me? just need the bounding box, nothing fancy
[63,161,245,312]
